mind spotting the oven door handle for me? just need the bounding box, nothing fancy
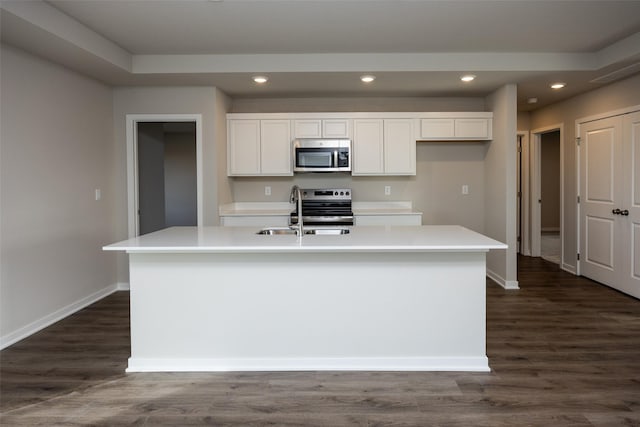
[333,150,338,168]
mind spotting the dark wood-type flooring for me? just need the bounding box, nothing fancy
[1,256,639,426]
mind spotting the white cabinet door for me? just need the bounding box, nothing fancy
[420,119,455,139]
[355,215,422,226]
[221,216,290,227]
[322,119,351,138]
[293,120,322,138]
[384,119,415,175]
[260,120,292,175]
[228,120,260,175]
[293,119,351,138]
[455,118,490,139]
[420,117,492,140]
[353,119,384,175]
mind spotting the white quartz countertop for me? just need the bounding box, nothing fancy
[104,225,506,253]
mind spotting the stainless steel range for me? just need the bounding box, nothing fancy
[290,188,353,226]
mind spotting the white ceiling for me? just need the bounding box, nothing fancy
[2,0,640,111]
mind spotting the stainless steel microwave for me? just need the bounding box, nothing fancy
[292,138,351,173]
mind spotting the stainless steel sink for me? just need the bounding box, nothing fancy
[256,227,350,236]
[304,228,350,235]
[256,227,299,235]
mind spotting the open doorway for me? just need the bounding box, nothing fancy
[529,124,564,265]
[137,122,197,235]
[539,130,561,264]
[126,114,203,237]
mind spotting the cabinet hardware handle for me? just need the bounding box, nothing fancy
[621,209,629,216]
[612,208,622,215]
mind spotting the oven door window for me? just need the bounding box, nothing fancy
[297,150,333,168]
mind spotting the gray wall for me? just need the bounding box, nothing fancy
[0,44,116,346]
[484,84,518,287]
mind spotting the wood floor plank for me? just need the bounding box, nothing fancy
[1,256,639,426]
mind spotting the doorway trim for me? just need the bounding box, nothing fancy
[517,131,531,256]
[529,123,564,266]
[126,114,203,237]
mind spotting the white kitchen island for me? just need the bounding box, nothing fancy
[104,225,506,373]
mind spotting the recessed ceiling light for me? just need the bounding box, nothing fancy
[550,82,566,89]
[460,74,476,82]
[360,75,376,83]
[527,97,538,104]
[252,76,268,84]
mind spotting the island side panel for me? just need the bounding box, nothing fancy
[127,251,488,372]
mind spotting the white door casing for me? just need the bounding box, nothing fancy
[126,114,203,237]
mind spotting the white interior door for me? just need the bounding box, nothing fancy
[620,111,640,298]
[579,116,623,287]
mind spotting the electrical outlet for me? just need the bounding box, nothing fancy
[265,186,271,196]
[384,185,391,196]
[94,189,101,201]
[462,185,469,195]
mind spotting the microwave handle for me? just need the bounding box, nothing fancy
[333,150,338,167]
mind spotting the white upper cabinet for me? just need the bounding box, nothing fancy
[293,119,351,138]
[384,119,416,175]
[353,119,385,175]
[228,119,292,176]
[353,119,416,176]
[228,119,260,175]
[260,120,292,175]
[227,112,492,176]
[420,116,492,141]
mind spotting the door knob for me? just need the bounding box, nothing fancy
[621,209,629,216]
[612,208,622,215]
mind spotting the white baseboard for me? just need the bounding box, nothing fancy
[117,282,130,291]
[541,227,560,233]
[486,269,520,290]
[127,356,490,373]
[0,284,120,350]
[562,263,577,275]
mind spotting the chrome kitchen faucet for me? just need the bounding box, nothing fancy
[289,185,303,236]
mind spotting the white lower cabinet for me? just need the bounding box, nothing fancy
[221,216,290,227]
[355,215,422,226]
[352,119,416,176]
[227,119,292,176]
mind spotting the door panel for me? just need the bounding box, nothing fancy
[585,128,615,203]
[585,216,614,269]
